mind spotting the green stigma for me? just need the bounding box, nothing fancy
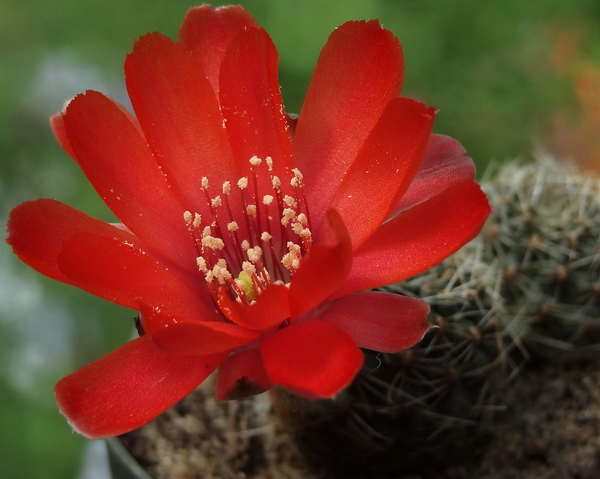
[237,271,256,302]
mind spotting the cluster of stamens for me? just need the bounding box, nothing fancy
[184,156,313,305]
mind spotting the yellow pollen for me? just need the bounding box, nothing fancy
[263,195,274,205]
[246,204,257,216]
[227,221,239,232]
[261,232,272,242]
[271,176,281,188]
[242,261,256,275]
[247,246,263,263]
[193,213,202,228]
[202,235,225,250]
[292,222,303,235]
[265,156,273,171]
[237,177,248,189]
[211,196,222,207]
[249,156,262,167]
[281,208,296,226]
[196,256,207,272]
[297,213,308,225]
[201,177,209,189]
[300,228,312,239]
[222,181,231,195]
[283,195,297,208]
[183,211,193,224]
[212,259,232,284]
[202,226,212,238]
[241,240,250,251]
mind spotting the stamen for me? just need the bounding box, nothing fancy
[183,156,314,309]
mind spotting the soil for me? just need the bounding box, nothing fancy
[121,357,600,479]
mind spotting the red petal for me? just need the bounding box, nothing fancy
[7,199,133,284]
[325,97,435,249]
[332,181,491,299]
[55,335,226,438]
[124,33,239,216]
[260,319,363,399]
[179,5,258,95]
[140,304,258,356]
[50,113,75,160]
[61,91,196,271]
[289,210,352,317]
[219,27,294,182]
[216,348,272,400]
[57,232,217,321]
[294,20,404,233]
[390,134,476,215]
[319,292,430,353]
[217,283,291,330]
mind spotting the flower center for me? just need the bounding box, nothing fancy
[183,156,312,306]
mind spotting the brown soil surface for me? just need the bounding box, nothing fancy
[122,357,600,479]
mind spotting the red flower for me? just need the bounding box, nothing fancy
[6,5,490,438]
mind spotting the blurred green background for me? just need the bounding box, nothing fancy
[2,0,600,477]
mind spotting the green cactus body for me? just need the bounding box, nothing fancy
[291,158,600,477]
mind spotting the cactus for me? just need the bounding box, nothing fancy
[291,157,600,478]
[121,158,600,479]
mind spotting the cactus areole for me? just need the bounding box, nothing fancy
[6,4,490,439]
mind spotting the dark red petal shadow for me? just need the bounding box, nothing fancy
[294,20,404,233]
[319,291,431,353]
[390,134,476,215]
[216,347,272,400]
[179,5,258,95]
[332,181,491,299]
[55,335,226,438]
[324,97,435,249]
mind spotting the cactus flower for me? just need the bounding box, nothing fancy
[6,5,490,438]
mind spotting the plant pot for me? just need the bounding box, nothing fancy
[106,436,154,479]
